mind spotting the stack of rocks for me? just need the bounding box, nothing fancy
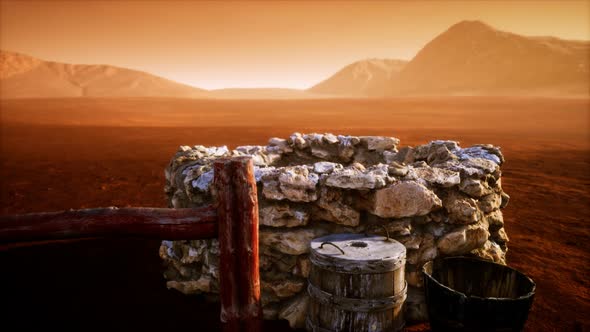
[159,133,510,328]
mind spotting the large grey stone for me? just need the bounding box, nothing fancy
[370,181,442,218]
[437,223,489,255]
[427,145,459,165]
[259,204,309,227]
[491,227,510,246]
[325,164,390,190]
[478,193,502,213]
[313,161,340,173]
[413,166,461,187]
[413,140,459,161]
[406,234,438,265]
[456,145,504,165]
[385,146,415,165]
[485,209,505,229]
[262,166,319,202]
[313,187,360,226]
[260,228,328,255]
[387,162,410,177]
[360,136,400,151]
[268,137,294,154]
[289,132,308,149]
[459,178,492,198]
[443,190,483,224]
[471,240,507,264]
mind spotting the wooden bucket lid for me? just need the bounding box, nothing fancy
[309,233,406,274]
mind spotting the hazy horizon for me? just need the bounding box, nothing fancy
[1,0,589,89]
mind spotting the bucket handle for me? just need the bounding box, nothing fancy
[319,242,345,255]
[365,224,391,242]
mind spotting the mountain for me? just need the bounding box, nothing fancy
[311,21,589,96]
[308,59,407,96]
[388,20,589,96]
[3,20,589,99]
[0,51,207,98]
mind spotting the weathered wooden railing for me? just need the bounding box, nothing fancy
[0,156,261,332]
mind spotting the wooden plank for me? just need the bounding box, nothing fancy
[0,206,218,245]
[232,157,263,332]
[214,158,241,332]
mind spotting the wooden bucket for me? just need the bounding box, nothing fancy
[306,233,407,332]
[423,257,536,332]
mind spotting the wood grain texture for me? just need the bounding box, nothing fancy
[307,234,407,332]
[232,157,263,332]
[214,159,241,331]
[0,206,218,245]
[309,234,406,274]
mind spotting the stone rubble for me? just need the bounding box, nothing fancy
[161,133,510,328]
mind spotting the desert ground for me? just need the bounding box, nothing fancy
[1,97,589,331]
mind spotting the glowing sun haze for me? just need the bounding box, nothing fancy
[1,0,589,89]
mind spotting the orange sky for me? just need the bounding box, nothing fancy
[1,1,589,89]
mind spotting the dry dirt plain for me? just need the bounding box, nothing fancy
[1,97,588,331]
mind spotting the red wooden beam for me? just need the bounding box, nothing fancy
[232,157,263,332]
[0,206,218,246]
[214,158,241,332]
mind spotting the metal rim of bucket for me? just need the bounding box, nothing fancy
[307,281,408,312]
[422,256,536,301]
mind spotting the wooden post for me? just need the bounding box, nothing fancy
[232,157,262,332]
[214,159,241,332]
[214,157,262,332]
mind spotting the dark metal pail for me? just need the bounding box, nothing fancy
[423,257,535,332]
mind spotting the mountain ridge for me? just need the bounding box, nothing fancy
[308,58,408,96]
[2,20,589,98]
[388,20,589,96]
[312,20,589,96]
[0,50,207,98]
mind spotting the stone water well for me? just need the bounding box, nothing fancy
[159,133,510,329]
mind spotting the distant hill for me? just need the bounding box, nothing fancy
[206,88,335,99]
[308,59,408,96]
[0,51,207,98]
[312,21,589,96]
[388,20,590,96]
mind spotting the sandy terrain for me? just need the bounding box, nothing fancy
[1,97,589,331]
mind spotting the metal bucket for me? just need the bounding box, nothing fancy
[423,257,535,332]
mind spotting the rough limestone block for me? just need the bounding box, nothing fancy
[437,223,490,255]
[370,181,442,218]
[260,228,328,255]
[443,190,484,224]
[259,204,309,227]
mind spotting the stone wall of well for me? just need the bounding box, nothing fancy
[159,133,510,328]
